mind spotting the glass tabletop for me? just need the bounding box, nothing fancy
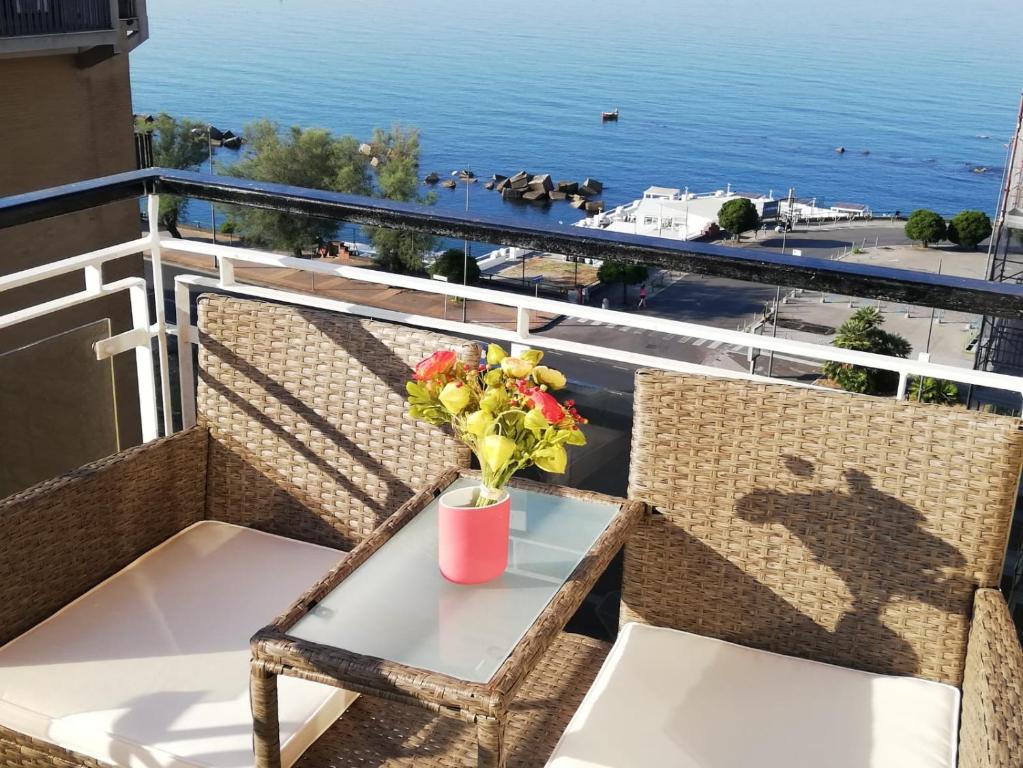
[289,476,621,683]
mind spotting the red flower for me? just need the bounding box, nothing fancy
[529,389,565,423]
[414,350,457,381]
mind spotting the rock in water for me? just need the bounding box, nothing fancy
[529,174,554,192]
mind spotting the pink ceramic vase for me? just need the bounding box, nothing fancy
[438,486,510,584]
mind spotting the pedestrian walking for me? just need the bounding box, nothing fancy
[637,283,648,309]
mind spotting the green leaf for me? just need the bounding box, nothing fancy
[523,408,549,435]
[564,428,587,446]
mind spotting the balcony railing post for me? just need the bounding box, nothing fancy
[516,306,530,339]
[174,278,197,430]
[896,371,909,401]
[510,306,531,357]
[84,264,102,294]
[128,281,159,442]
[146,194,173,436]
[218,256,236,287]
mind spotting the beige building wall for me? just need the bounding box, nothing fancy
[0,51,145,497]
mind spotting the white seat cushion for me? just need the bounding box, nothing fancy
[547,622,960,768]
[0,520,355,768]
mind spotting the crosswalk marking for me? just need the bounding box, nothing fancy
[692,338,707,347]
[707,340,723,349]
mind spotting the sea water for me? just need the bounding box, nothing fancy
[132,0,1023,229]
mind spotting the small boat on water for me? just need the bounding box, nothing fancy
[441,179,457,189]
[601,108,619,122]
[424,171,439,184]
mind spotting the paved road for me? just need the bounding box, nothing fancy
[755,220,910,256]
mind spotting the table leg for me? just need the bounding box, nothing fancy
[476,715,507,768]
[250,663,283,768]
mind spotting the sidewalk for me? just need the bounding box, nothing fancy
[158,235,560,333]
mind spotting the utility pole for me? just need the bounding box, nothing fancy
[191,125,218,243]
[918,259,942,400]
[781,187,794,252]
[766,284,782,377]
[453,169,471,322]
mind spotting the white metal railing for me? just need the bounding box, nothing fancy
[3,193,1023,447]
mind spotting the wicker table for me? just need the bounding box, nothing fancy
[249,468,644,768]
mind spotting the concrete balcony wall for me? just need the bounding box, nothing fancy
[0,51,142,493]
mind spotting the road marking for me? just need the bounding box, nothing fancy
[692,338,707,347]
[707,340,723,349]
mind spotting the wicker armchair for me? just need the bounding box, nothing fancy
[0,295,477,767]
[622,371,1023,768]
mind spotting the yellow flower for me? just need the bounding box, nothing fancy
[483,368,504,387]
[501,356,533,378]
[438,382,471,414]
[533,365,567,390]
[480,386,506,413]
[486,343,507,366]
[521,349,544,365]
[534,444,567,474]
[464,410,494,438]
[481,434,516,473]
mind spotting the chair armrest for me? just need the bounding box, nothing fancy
[0,427,208,645]
[959,588,1023,768]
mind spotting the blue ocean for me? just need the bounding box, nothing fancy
[131,0,1023,229]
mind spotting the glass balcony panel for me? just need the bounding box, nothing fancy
[0,319,118,497]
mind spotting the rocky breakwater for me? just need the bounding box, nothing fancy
[489,171,605,214]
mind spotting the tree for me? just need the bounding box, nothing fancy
[430,248,480,285]
[907,376,959,405]
[365,125,437,273]
[138,113,209,238]
[221,120,372,256]
[597,259,648,304]
[904,209,946,247]
[717,198,760,241]
[221,121,434,266]
[946,210,992,250]
[822,307,911,395]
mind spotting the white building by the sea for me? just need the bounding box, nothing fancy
[575,186,871,241]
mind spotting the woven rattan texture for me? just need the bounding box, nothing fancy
[0,427,207,647]
[625,371,1023,685]
[197,296,476,550]
[0,726,111,768]
[292,632,609,768]
[959,589,1023,768]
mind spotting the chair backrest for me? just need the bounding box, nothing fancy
[197,295,476,550]
[625,371,1023,686]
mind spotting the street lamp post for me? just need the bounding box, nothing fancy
[191,125,218,244]
[452,169,471,322]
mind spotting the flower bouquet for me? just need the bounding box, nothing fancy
[407,343,586,582]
